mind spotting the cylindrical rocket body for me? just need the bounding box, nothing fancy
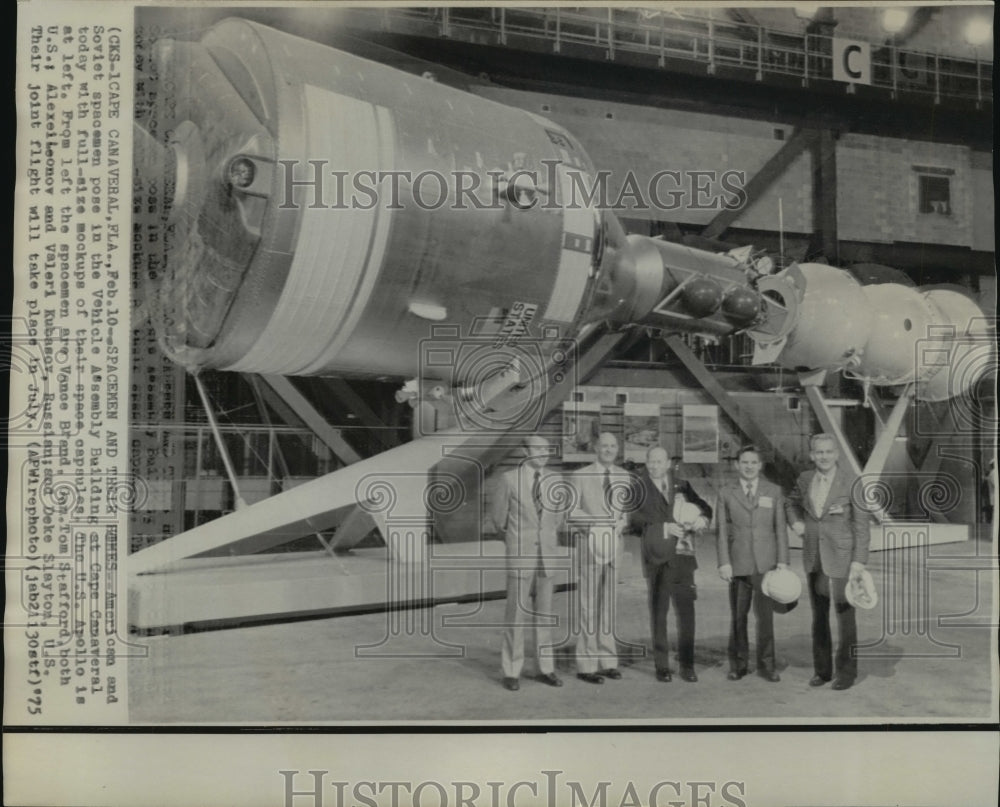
[625,237,766,335]
[146,19,613,382]
[141,20,989,404]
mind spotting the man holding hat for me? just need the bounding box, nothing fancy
[716,445,790,682]
[633,446,712,683]
[786,433,871,691]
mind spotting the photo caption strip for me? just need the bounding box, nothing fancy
[9,2,136,724]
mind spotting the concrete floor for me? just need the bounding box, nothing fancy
[129,534,998,723]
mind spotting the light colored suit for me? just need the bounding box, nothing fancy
[717,478,788,673]
[570,461,630,674]
[492,465,566,678]
[786,465,871,682]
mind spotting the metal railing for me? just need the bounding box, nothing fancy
[372,7,991,106]
[131,423,337,480]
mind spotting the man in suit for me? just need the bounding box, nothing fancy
[716,445,789,682]
[632,446,712,683]
[492,435,566,691]
[786,433,871,690]
[571,432,631,683]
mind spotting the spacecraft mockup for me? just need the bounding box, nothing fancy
[126,18,993,594]
[135,18,989,407]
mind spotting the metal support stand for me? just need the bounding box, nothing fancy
[863,384,915,477]
[664,334,799,484]
[261,374,362,465]
[249,374,350,564]
[193,373,248,510]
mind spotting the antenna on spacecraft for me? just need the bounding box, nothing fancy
[778,197,785,266]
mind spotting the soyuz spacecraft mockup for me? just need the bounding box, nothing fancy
[130,19,991,579]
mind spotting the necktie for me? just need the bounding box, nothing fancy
[744,482,756,506]
[603,468,613,513]
[532,470,543,516]
[811,473,829,516]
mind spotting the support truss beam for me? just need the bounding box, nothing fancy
[809,127,839,262]
[863,386,916,477]
[322,377,399,450]
[701,127,816,241]
[259,374,362,465]
[664,335,799,484]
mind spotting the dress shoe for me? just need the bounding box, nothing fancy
[599,668,622,680]
[577,673,604,684]
[759,670,781,683]
[537,673,563,687]
[727,670,747,681]
[655,668,673,683]
[809,675,831,687]
[502,677,520,691]
[680,667,698,683]
[832,678,854,691]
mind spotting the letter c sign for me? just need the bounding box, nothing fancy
[833,38,871,85]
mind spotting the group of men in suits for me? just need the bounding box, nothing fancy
[492,431,871,693]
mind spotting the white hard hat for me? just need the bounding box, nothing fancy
[846,568,878,610]
[674,500,703,526]
[762,568,802,613]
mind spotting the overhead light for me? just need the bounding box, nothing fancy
[963,16,991,47]
[881,8,911,34]
[794,5,820,20]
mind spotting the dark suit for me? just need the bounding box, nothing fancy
[786,466,871,683]
[716,479,788,674]
[632,472,712,673]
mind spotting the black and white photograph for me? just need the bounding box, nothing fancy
[6,1,999,805]
[120,0,997,723]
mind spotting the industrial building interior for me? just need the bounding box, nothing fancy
[128,5,995,722]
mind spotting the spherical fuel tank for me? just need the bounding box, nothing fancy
[140,19,622,383]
